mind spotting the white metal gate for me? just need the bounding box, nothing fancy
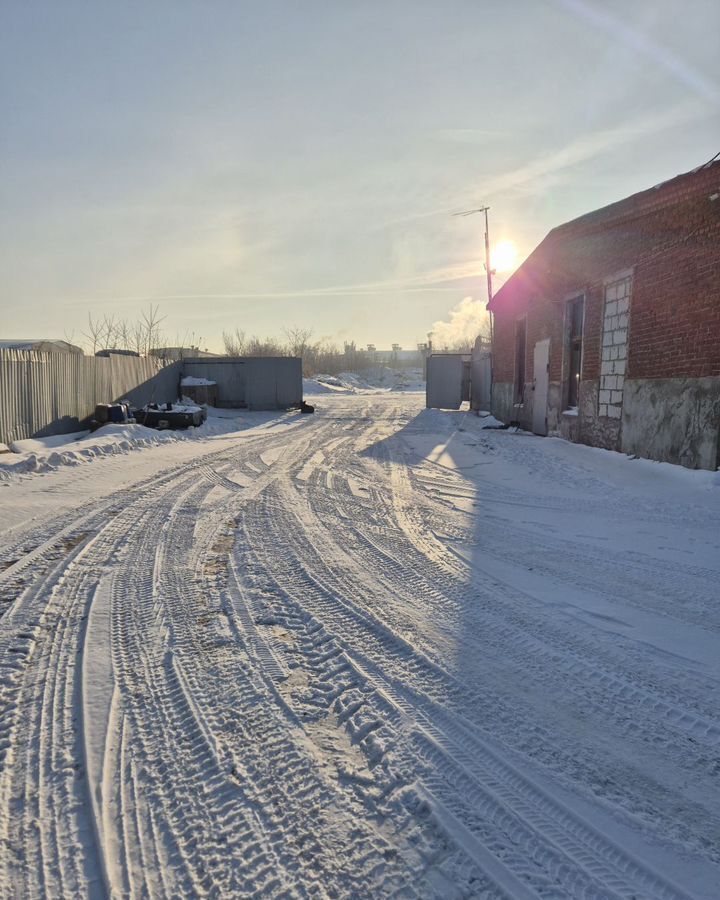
[426,355,464,409]
[471,352,492,411]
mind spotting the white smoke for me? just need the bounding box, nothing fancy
[430,296,490,351]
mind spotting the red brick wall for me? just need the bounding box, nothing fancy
[629,226,720,380]
[579,284,604,381]
[492,287,528,384]
[491,162,720,385]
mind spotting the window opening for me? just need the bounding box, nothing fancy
[566,296,584,409]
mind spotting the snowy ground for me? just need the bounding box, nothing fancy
[304,366,426,395]
[1,393,719,898]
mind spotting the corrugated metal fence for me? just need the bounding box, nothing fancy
[0,349,182,445]
[182,356,302,409]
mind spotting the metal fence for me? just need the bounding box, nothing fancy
[0,349,182,445]
[183,356,302,410]
[183,358,247,407]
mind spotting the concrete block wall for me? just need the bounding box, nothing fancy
[621,377,720,469]
[490,382,515,423]
[598,274,631,419]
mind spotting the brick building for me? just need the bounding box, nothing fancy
[488,158,720,469]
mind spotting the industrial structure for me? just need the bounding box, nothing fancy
[488,158,720,469]
[425,338,492,412]
[0,339,83,355]
[182,357,302,410]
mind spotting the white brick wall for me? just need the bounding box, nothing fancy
[599,275,631,418]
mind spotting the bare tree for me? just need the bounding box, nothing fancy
[82,313,105,355]
[223,328,246,356]
[283,326,313,357]
[130,320,147,356]
[83,305,167,357]
[244,335,285,357]
[63,327,79,351]
[172,330,204,359]
[283,326,315,374]
[139,304,166,356]
[218,325,421,377]
[114,318,132,351]
[103,314,120,350]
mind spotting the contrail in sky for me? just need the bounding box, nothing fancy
[553,0,720,106]
[66,261,486,308]
[381,97,708,228]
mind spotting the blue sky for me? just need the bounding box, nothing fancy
[1,0,718,351]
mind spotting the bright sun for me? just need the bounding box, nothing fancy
[491,240,519,273]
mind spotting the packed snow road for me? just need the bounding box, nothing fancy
[1,393,719,899]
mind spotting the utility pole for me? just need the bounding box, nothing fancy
[453,205,494,346]
[482,207,493,310]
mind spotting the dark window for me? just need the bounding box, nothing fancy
[566,296,584,408]
[514,317,526,403]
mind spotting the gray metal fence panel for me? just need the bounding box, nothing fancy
[182,358,246,407]
[246,357,302,410]
[112,357,182,409]
[426,355,464,410]
[274,357,303,408]
[183,356,301,410]
[0,350,305,445]
[0,349,181,445]
[470,352,492,411]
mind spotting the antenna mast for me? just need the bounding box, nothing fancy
[453,205,494,345]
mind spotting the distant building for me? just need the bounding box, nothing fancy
[488,158,720,469]
[372,349,423,364]
[150,347,220,361]
[95,348,140,358]
[0,339,83,355]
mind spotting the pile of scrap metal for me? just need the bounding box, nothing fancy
[134,401,207,429]
[90,402,133,431]
[90,400,207,431]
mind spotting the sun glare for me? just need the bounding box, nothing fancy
[491,240,519,273]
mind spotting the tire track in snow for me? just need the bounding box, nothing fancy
[233,413,706,898]
[2,394,717,898]
[311,436,720,764]
[98,415,424,896]
[0,494,179,897]
[339,430,720,864]
[0,422,322,897]
[240,485,682,898]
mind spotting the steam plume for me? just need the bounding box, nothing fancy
[430,296,490,351]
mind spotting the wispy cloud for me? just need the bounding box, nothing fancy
[552,0,720,106]
[55,100,706,327]
[432,128,511,144]
[478,99,706,196]
[382,97,707,227]
[66,260,485,308]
